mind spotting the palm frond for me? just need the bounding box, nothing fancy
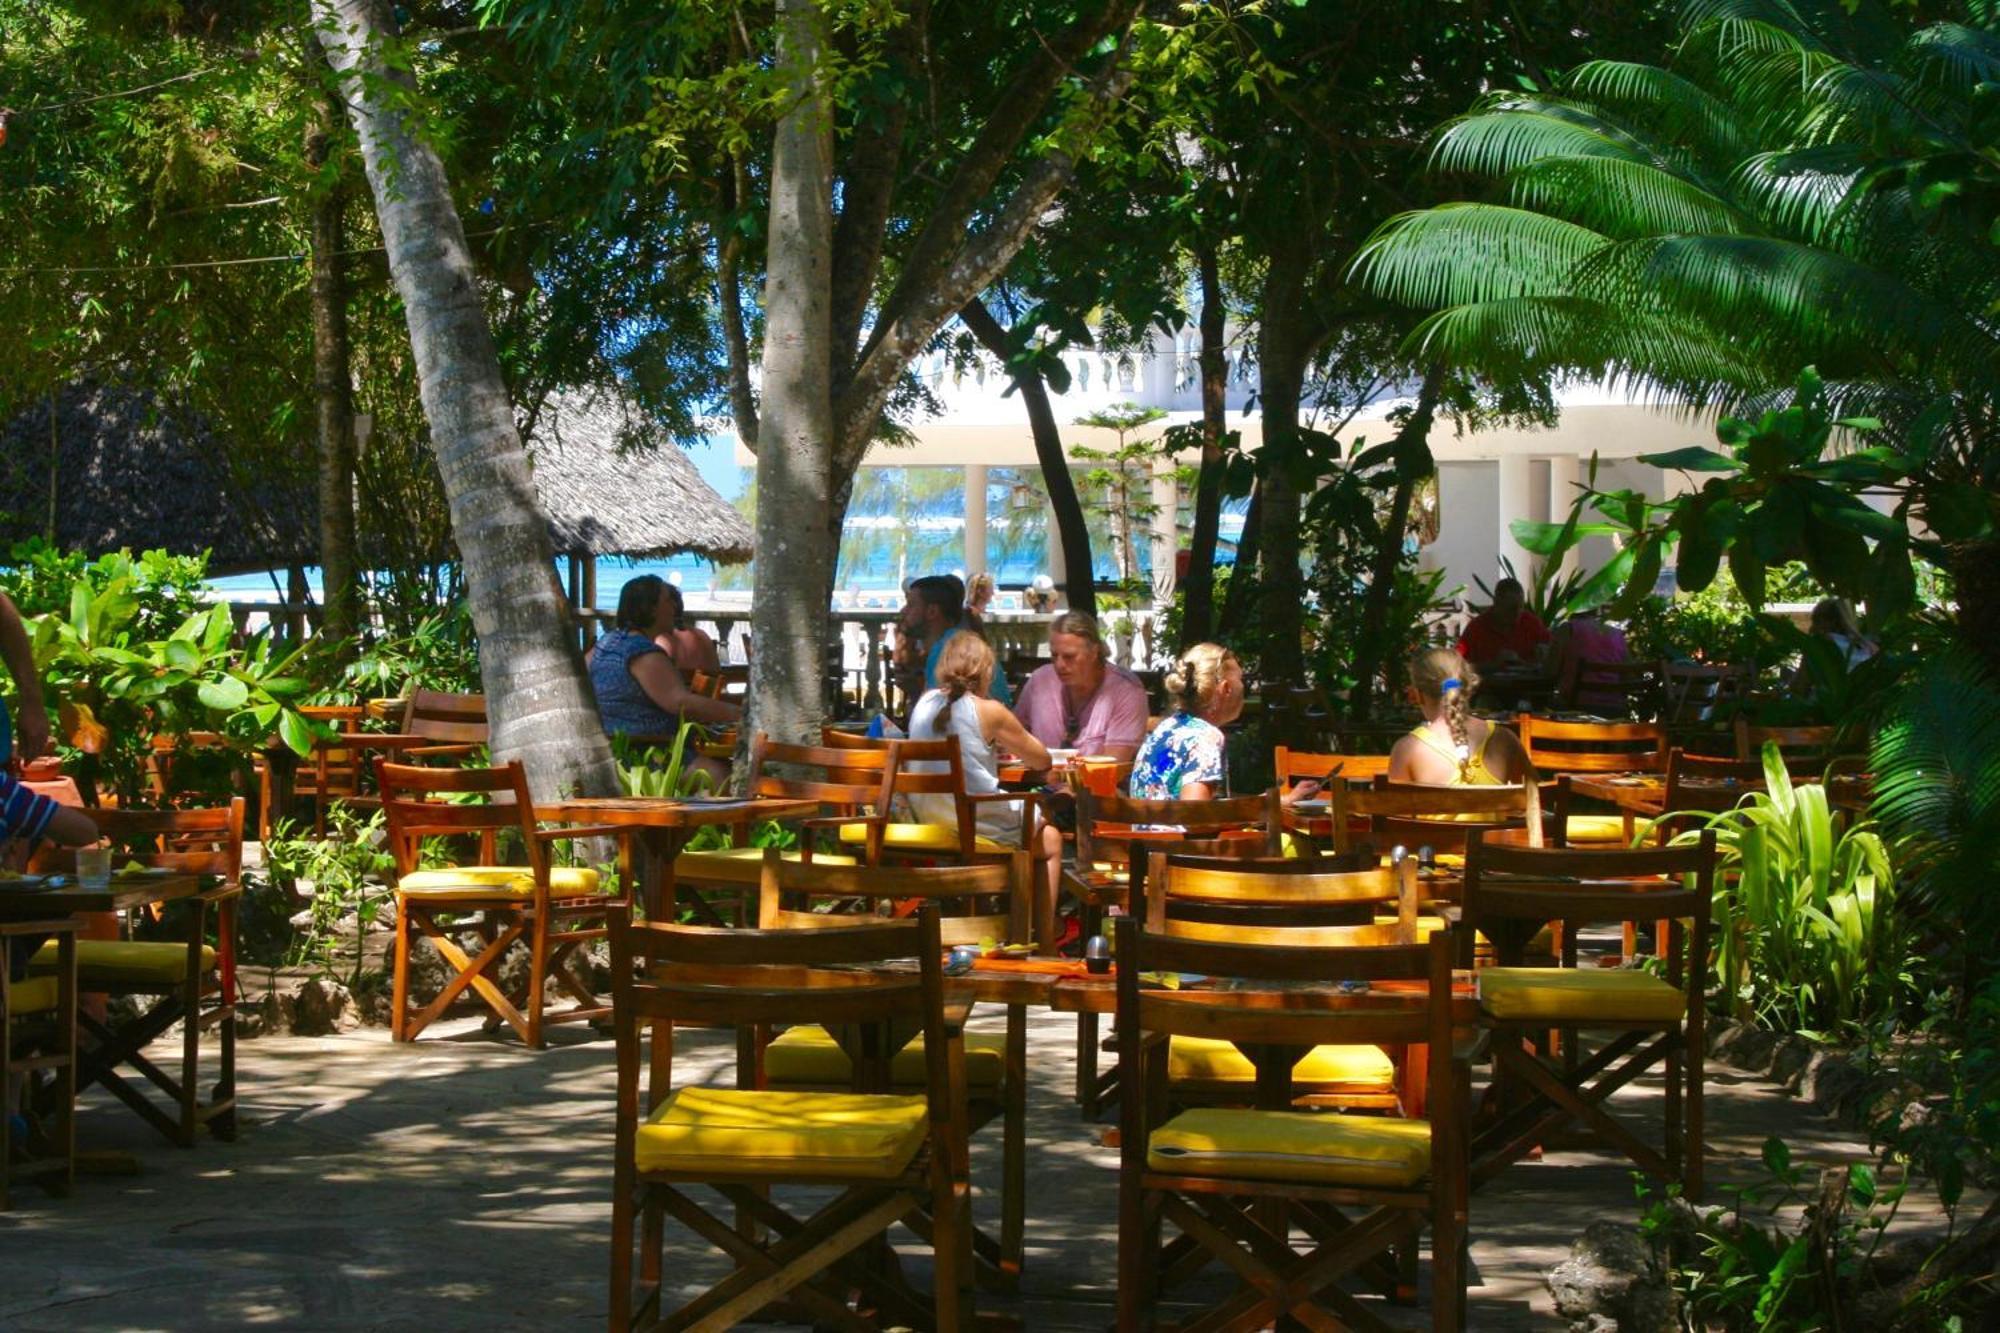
[1508,155,1748,238]
[1908,22,2000,92]
[1871,648,2000,929]
[1403,296,1753,399]
[1429,107,1650,179]
[1564,59,1759,164]
[1730,145,1867,240]
[1348,204,1610,310]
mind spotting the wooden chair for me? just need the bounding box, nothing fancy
[1734,719,1841,773]
[1519,716,1666,846]
[1329,780,1544,860]
[674,733,899,887]
[4,916,76,1208]
[1067,787,1284,1120]
[28,801,244,1147]
[1273,746,1394,792]
[1663,661,1752,727]
[1462,831,1716,1199]
[608,904,973,1331]
[1655,749,1763,837]
[257,703,369,840]
[754,850,1032,1288]
[1115,921,1467,1331]
[376,760,632,1047]
[686,669,726,700]
[1142,855,1422,1113]
[1258,682,1339,750]
[836,736,1044,870]
[1561,658,1665,719]
[397,688,489,757]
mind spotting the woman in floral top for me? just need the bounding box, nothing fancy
[1130,643,1245,799]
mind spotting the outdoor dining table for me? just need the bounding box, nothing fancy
[1567,770,1874,819]
[534,795,821,924]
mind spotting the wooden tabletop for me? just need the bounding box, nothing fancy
[955,957,1478,1018]
[535,796,822,829]
[1568,770,1873,817]
[0,871,204,921]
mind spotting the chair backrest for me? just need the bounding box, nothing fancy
[687,670,725,700]
[1735,719,1840,770]
[1331,779,1543,855]
[1663,662,1752,726]
[375,758,539,879]
[84,798,247,885]
[1517,715,1667,774]
[1461,830,1716,970]
[610,905,951,1108]
[1564,658,1665,718]
[755,848,1030,949]
[1075,787,1284,867]
[1144,854,1419,945]
[1661,748,1765,818]
[400,689,489,744]
[1272,747,1393,788]
[745,734,900,861]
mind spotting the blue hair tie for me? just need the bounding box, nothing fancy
[1441,677,1462,691]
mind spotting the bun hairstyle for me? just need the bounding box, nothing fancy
[966,572,996,608]
[935,629,996,704]
[1411,647,1479,782]
[1166,642,1238,716]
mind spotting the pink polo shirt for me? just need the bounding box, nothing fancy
[1014,663,1149,756]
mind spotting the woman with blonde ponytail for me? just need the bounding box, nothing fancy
[1388,647,1532,786]
[1130,643,1244,799]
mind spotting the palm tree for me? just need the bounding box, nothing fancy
[1350,0,1999,656]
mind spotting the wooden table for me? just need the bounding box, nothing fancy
[0,871,205,923]
[535,796,821,924]
[1568,771,1873,818]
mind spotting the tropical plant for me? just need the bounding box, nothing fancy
[309,604,484,705]
[1072,403,1172,598]
[1667,743,1907,1035]
[611,723,715,801]
[261,807,397,985]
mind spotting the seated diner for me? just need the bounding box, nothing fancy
[1012,611,1148,766]
[587,576,740,783]
[1388,648,1534,786]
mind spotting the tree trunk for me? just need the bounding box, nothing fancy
[1179,240,1229,649]
[1950,536,2000,678]
[1252,247,1314,683]
[1348,371,1443,718]
[313,0,616,801]
[958,299,1095,615]
[1218,480,1263,641]
[746,0,838,748]
[306,89,360,646]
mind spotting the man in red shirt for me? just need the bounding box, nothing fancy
[1458,577,1551,668]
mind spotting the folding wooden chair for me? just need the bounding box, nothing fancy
[1519,715,1667,846]
[4,917,76,1207]
[608,904,974,1331]
[1462,831,1716,1199]
[1067,788,1284,1119]
[1663,661,1752,727]
[753,850,1032,1289]
[1116,921,1468,1331]
[376,760,632,1047]
[257,703,370,840]
[397,688,489,758]
[1654,749,1763,837]
[1142,855,1423,1114]
[29,800,245,1146]
[839,736,1045,870]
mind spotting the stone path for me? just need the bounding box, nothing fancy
[0,1010,1917,1330]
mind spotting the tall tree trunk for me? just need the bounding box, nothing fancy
[1218,480,1263,641]
[1179,241,1229,648]
[747,0,838,747]
[958,299,1095,615]
[1348,371,1443,718]
[313,0,615,800]
[1253,246,1314,683]
[306,88,360,645]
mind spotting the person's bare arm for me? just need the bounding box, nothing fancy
[1179,781,1216,801]
[0,592,50,760]
[1486,724,1536,785]
[984,701,1051,771]
[630,653,741,726]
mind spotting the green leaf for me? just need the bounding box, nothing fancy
[277,708,315,758]
[1637,445,1737,472]
[197,676,251,712]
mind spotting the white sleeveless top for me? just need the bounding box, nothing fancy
[907,689,1021,845]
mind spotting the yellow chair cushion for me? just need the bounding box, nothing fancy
[765,1025,1006,1089]
[1168,1037,1394,1091]
[6,975,59,1015]
[396,865,602,899]
[632,1086,930,1180]
[1562,813,1637,844]
[1373,914,1452,940]
[1477,967,1687,1023]
[1149,1107,1432,1188]
[838,823,1008,854]
[677,847,857,874]
[31,940,216,985]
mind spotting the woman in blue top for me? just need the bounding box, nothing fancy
[1130,643,1245,800]
[587,578,740,782]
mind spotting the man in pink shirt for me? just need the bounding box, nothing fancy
[1013,612,1150,765]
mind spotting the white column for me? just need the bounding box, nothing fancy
[1496,453,1535,580]
[1043,469,1070,607]
[1149,457,1179,607]
[1547,454,1583,577]
[962,463,988,578]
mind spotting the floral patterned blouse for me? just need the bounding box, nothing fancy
[1129,711,1227,800]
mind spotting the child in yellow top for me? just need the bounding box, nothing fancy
[1388,648,1533,787]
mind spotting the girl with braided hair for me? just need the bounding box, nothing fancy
[1388,647,1533,786]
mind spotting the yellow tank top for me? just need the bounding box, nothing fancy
[1407,724,1502,786]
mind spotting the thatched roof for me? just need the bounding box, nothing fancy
[526,391,753,563]
[0,383,753,572]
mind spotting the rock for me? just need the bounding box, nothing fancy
[1769,1037,1814,1090]
[1547,1221,1677,1333]
[1800,1051,1868,1114]
[289,976,357,1036]
[234,992,282,1039]
[1711,1022,1779,1073]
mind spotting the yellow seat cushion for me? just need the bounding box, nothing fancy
[765,1025,1006,1089]
[1149,1107,1432,1188]
[31,940,216,985]
[1477,967,1687,1023]
[838,822,1008,854]
[1374,914,1451,940]
[1168,1037,1394,1091]
[396,865,602,899]
[633,1086,929,1180]
[6,975,59,1015]
[677,847,858,874]
[1562,813,1638,844]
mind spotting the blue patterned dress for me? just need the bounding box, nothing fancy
[1129,711,1227,799]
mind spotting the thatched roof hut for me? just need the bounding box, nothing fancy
[0,383,753,574]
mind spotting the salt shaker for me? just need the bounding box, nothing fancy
[1084,934,1111,975]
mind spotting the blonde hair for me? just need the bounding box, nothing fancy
[1411,647,1479,782]
[966,572,996,608]
[935,630,996,703]
[1166,642,1238,715]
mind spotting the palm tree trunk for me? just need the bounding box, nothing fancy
[1218,481,1262,641]
[1179,240,1229,649]
[748,0,838,746]
[1253,246,1314,682]
[1348,370,1443,717]
[313,0,616,800]
[306,87,360,646]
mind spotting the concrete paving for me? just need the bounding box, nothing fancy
[0,1009,1918,1331]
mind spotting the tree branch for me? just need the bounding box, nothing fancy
[828,12,917,381]
[717,154,759,449]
